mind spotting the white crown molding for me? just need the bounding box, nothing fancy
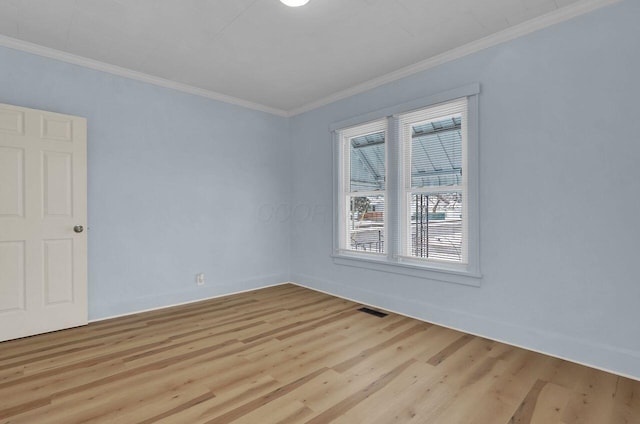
[0,0,620,118]
[0,34,289,117]
[287,0,621,117]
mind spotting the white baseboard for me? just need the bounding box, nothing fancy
[89,278,289,323]
[289,274,640,382]
[87,274,639,381]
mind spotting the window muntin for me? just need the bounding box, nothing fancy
[339,120,386,254]
[400,98,468,264]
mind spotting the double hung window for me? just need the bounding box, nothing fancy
[333,86,480,282]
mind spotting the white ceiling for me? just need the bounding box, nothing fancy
[0,0,614,115]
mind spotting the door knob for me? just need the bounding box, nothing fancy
[73,225,84,233]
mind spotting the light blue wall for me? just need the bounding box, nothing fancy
[290,0,640,378]
[0,46,291,320]
[1,0,638,379]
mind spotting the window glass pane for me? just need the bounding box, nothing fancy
[350,131,385,192]
[408,192,462,262]
[411,115,462,188]
[347,195,385,253]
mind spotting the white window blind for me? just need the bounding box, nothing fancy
[399,98,468,264]
[338,120,387,254]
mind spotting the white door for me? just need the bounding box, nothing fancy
[0,103,87,342]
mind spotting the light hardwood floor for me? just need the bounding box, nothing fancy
[0,284,638,423]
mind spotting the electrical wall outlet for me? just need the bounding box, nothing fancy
[196,273,205,286]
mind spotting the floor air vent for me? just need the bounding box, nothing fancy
[358,307,388,318]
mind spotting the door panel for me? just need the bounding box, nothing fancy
[42,151,73,217]
[0,147,24,217]
[41,114,73,141]
[43,239,74,305]
[0,241,25,312]
[0,103,87,342]
[0,107,24,134]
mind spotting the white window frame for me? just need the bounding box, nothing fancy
[398,98,469,266]
[331,84,481,286]
[337,119,388,259]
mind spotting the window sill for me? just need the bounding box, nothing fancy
[331,252,482,287]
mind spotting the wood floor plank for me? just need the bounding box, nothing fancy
[610,376,640,423]
[331,360,437,424]
[305,359,416,424]
[0,284,636,424]
[562,366,620,424]
[202,367,330,424]
[528,381,573,424]
[153,372,281,424]
[333,323,430,373]
[382,337,508,422]
[230,397,311,424]
[137,391,217,424]
[412,344,514,424]
[462,352,551,424]
[188,374,282,423]
[426,333,474,366]
[509,379,549,423]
